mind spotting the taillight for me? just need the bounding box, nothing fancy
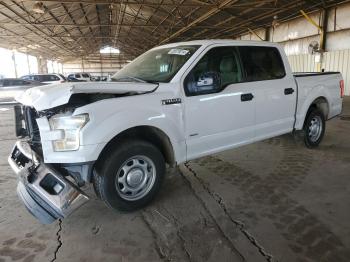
[340,80,344,98]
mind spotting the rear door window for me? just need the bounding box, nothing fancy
[75,74,81,78]
[82,73,89,78]
[18,80,30,85]
[34,75,43,81]
[41,75,59,81]
[49,75,60,81]
[239,46,285,81]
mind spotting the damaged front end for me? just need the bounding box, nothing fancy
[8,105,89,224]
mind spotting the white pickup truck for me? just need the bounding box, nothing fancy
[8,40,344,224]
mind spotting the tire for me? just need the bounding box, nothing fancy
[92,140,165,211]
[303,108,325,148]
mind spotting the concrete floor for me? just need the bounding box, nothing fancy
[0,98,349,262]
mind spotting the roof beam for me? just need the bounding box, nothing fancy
[11,0,217,7]
[0,2,76,57]
[0,21,240,28]
[159,0,239,44]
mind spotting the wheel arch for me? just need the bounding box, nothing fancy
[306,96,329,120]
[96,125,176,169]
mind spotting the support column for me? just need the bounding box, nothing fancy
[321,8,329,51]
[12,51,18,78]
[265,27,271,42]
[37,57,48,74]
[26,53,31,74]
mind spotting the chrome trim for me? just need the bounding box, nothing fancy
[8,141,89,221]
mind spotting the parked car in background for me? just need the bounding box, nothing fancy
[91,76,101,81]
[67,76,86,82]
[21,74,66,84]
[0,78,44,103]
[67,73,91,82]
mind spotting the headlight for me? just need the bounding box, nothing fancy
[49,113,89,151]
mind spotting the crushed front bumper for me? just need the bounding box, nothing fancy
[8,141,89,224]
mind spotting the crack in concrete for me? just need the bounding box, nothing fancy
[50,219,62,262]
[161,207,192,262]
[184,163,275,262]
[179,168,246,261]
[140,212,170,262]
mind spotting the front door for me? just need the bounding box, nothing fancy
[183,46,255,160]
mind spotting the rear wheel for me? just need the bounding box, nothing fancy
[92,140,165,211]
[303,109,325,148]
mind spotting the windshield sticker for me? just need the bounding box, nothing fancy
[168,49,189,55]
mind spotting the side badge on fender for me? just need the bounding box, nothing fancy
[161,98,182,105]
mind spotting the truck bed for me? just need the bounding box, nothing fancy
[293,71,343,130]
[293,72,340,77]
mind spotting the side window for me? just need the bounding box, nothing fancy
[7,80,16,86]
[12,80,24,85]
[41,75,51,82]
[184,47,242,96]
[239,46,286,81]
[20,80,30,85]
[50,75,60,81]
[34,75,41,81]
[75,74,81,78]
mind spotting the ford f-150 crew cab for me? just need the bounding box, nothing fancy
[8,40,344,224]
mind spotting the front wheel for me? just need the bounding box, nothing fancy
[93,140,165,211]
[303,109,325,148]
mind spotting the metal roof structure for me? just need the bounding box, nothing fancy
[0,0,348,62]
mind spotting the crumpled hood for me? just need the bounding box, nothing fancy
[15,81,157,111]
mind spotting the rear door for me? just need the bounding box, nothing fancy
[183,46,255,160]
[239,46,296,140]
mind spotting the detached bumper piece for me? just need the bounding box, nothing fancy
[8,141,89,224]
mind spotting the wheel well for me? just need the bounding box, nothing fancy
[308,97,329,119]
[97,126,176,167]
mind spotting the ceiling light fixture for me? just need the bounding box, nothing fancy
[100,46,120,54]
[272,15,279,28]
[32,2,45,14]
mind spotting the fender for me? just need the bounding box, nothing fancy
[73,92,186,164]
[294,84,331,130]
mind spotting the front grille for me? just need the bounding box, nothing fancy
[11,145,31,169]
[14,105,42,156]
[14,105,41,142]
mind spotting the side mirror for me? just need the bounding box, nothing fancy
[185,71,221,96]
[197,75,214,87]
[195,71,221,91]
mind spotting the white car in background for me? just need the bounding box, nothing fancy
[21,74,66,84]
[67,73,91,82]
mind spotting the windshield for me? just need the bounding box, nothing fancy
[111,45,200,83]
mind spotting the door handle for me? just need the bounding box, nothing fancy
[284,88,295,95]
[241,93,254,102]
